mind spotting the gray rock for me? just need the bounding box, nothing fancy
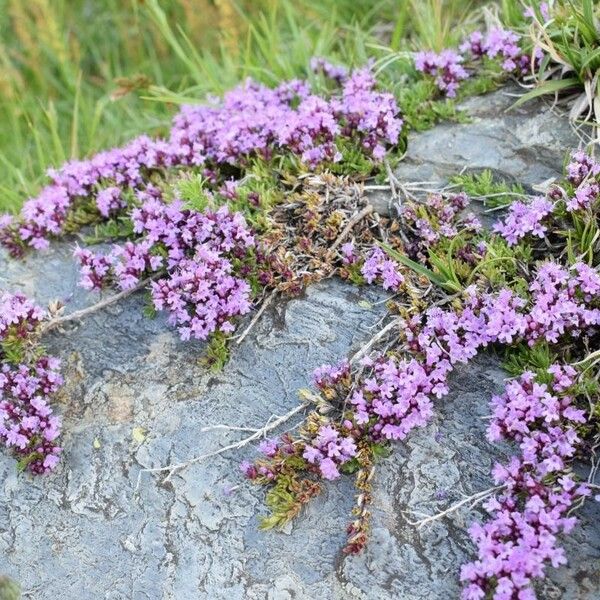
[370,87,585,216]
[1,244,599,599]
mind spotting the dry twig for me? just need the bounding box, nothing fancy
[42,277,152,334]
[405,485,505,529]
[326,203,374,259]
[350,317,403,365]
[135,401,309,492]
[234,289,278,345]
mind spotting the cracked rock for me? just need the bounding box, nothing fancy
[369,86,586,216]
[1,245,599,599]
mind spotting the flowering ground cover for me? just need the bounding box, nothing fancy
[2,2,600,599]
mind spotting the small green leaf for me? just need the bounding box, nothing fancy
[340,457,360,474]
[371,442,392,459]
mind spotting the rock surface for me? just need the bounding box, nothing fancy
[1,87,600,599]
[1,243,599,600]
[370,86,586,216]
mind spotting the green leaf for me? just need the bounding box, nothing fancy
[371,442,392,459]
[510,78,580,109]
[379,243,445,287]
[580,47,600,71]
[340,457,360,474]
[17,452,42,473]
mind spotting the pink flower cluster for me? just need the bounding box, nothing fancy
[350,357,438,440]
[417,26,541,97]
[461,367,590,600]
[74,240,163,292]
[361,247,405,291]
[243,243,599,567]
[0,67,401,255]
[151,254,252,340]
[526,262,600,344]
[463,27,541,75]
[302,424,357,480]
[306,260,598,477]
[494,151,600,244]
[340,241,358,265]
[0,293,63,474]
[399,192,481,260]
[493,196,554,246]
[566,182,599,212]
[414,49,468,98]
[0,358,63,474]
[171,67,401,168]
[565,151,600,211]
[1,136,174,255]
[0,292,45,340]
[96,186,126,218]
[566,150,600,186]
[310,57,349,83]
[74,202,256,341]
[313,359,350,388]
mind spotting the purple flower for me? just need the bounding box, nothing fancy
[1,68,402,257]
[302,445,322,464]
[462,368,589,599]
[361,247,404,291]
[258,438,278,457]
[414,49,469,97]
[310,57,348,83]
[493,196,554,246]
[319,457,340,480]
[96,186,125,217]
[340,241,357,265]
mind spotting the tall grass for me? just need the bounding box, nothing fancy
[0,0,478,213]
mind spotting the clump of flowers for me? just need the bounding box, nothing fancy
[243,148,600,577]
[414,50,469,98]
[302,424,357,480]
[566,150,600,186]
[493,196,554,246]
[1,35,599,597]
[0,66,401,256]
[243,252,600,557]
[361,247,405,291]
[0,292,63,474]
[417,25,541,97]
[151,255,252,340]
[494,150,600,248]
[399,192,481,261]
[0,292,45,341]
[461,366,590,599]
[74,202,256,341]
[462,26,542,75]
[310,56,348,84]
[337,69,402,160]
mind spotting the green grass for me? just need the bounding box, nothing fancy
[0,0,486,214]
[504,0,600,125]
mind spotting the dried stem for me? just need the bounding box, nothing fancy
[200,424,260,433]
[350,317,403,365]
[326,204,374,258]
[235,289,277,345]
[135,401,309,491]
[385,159,399,201]
[406,485,505,529]
[42,277,152,334]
